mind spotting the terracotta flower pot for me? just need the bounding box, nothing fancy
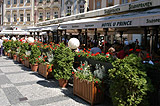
[4,52,8,56]
[22,60,25,65]
[31,64,38,72]
[58,79,68,88]
[7,53,9,57]
[13,55,17,61]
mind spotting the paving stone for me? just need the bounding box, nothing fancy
[0,66,23,73]
[11,102,31,106]
[0,89,11,106]
[6,73,43,84]
[0,75,12,85]
[0,69,2,73]
[16,84,63,101]
[2,87,25,105]
[14,81,38,87]
[1,84,15,88]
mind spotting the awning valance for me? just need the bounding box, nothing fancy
[59,8,160,30]
[0,30,30,35]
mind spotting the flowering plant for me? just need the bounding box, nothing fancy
[73,61,106,88]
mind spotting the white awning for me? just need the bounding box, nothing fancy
[59,8,160,30]
[0,30,30,35]
[40,24,59,31]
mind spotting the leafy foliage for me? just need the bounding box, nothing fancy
[108,54,153,106]
[53,43,74,80]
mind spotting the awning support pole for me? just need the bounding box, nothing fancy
[144,27,148,47]
[34,32,36,40]
[120,31,123,45]
[94,28,97,46]
[64,30,67,45]
[37,32,39,41]
[85,29,87,48]
[52,31,54,42]
[47,31,49,44]
[149,28,155,57]
[56,30,59,44]
[104,28,108,54]
[155,26,159,53]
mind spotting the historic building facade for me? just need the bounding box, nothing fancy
[0,0,3,27]
[34,0,61,23]
[3,0,35,29]
[61,0,89,17]
[88,0,138,10]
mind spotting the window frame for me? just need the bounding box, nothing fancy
[20,14,23,22]
[27,14,30,21]
[14,14,17,22]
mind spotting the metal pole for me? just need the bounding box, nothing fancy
[94,28,97,46]
[104,28,108,54]
[144,27,148,47]
[47,31,49,44]
[64,30,67,45]
[120,31,123,45]
[85,29,87,48]
[155,27,159,53]
[52,31,54,42]
[56,30,59,44]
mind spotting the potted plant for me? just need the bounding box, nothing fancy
[73,61,105,105]
[24,51,31,68]
[108,54,153,106]
[53,43,74,87]
[29,45,41,72]
[38,52,54,79]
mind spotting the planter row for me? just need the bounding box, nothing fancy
[5,53,105,106]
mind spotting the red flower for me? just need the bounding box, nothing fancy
[102,51,104,53]
[72,72,74,74]
[82,64,85,66]
[146,55,151,59]
[38,56,41,58]
[98,89,101,93]
[129,48,133,51]
[43,59,45,62]
[136,49,141,52]
[126,55,128,56]
[106,56,109,58]
[80,68,83,70]
[87,54,89,56]
[96,81,98,84]
[147,53,149,56]
[84,48,86,50]
[37,46,39,48]
[78,55,80,57]
[55,47,57,49]
[106,52,109,54]
[91,54,94,56]
[78,67,80,69]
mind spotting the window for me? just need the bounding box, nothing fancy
[39,13,43,20]
[27,0,30,3]
[67,5,71,15]
[108,0,113,6]
[7,15,10,22]
[47,0,50,3]
[20,0,23,4]
[27,14,30,21]
[14,14,17,22]
[96,1,101,9]
[8,0,10,5]
[54,12,58,18]
[39,0,43,3]
[79,5,84,13]
[54,0,58,2]
[14,0,17,4]
[121,0,128,4]
[46,12,50,19]
[20,14,23,22]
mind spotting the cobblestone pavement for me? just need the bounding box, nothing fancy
[0,56,109,106]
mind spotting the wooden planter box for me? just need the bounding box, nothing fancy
[24,59,30,68]
[73,76,104,106]
[13,55,17,61]
[16,55,20,63]
[9,53,12,59]
[38,63,53,79]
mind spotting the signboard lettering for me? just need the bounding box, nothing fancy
[72,25,79,28]
[104,8,120,14]
[85,24,94,27]
[102,21,132,27]
[146,18,160,23]
[129,2,152,10]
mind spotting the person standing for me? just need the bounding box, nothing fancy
[0,36,3,57]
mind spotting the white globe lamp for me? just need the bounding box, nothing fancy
[27,37,34,43]
[11,37,16,41]
[68,38,80,49]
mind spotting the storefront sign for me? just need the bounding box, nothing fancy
[72,25,79,28]
[146,18,160,23]
[104,8,121,14]
[102,20,132,27]
[85,24,94,27]
[129,1,152,10]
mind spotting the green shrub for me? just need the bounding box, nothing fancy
[108,54,153,106]
[53,43,74,80]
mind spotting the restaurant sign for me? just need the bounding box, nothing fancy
[102,20,132,27]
